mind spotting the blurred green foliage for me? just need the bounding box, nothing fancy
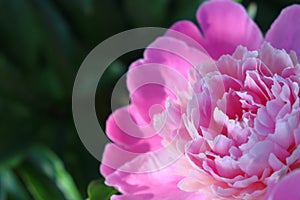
[0,145,81,200]
[0,0,299,199]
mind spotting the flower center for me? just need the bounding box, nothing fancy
[159,43,300,199]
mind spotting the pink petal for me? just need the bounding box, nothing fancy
[127,36,212,122]
[217,90,242,119]
[254,106,275,137]
[129,84,167,123]
[101,144,140,173]
[211,184,237,197]
[102,160,204,200]
[268,153,284,171]
[266,5,300,59]
[214,156,243,178]
[177,177,205,192]
[196,0,263,59]
[268,119,293,149]
[259,43,294,75]
[216,54,240,80]
[129,36,211,80]
[106,106,162,153]
[210,135,233,157]
[239,140,288,177]
[167,20,206,51]
[100,164,115,177]
[265,170,300,200]
[101,142,180,174]
[239,141,271,177]
[111,194,153,200]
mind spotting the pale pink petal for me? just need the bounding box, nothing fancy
[210,135,233,157]
[211,184,237,197]
[259,43,295,75]
[254,106,275,136]
[111,194,152,200]
[216,54,240,80]
[102,160,204,200]
[268,119,293,149]
[268,153,284,171]
[239,140,288,177]
[177,177,205,192]
[196,0,263,59]
[265,5,300,59]
[232,176,258,188]
[214,156,243,178]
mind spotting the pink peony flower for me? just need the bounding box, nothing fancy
[100,0,300,199]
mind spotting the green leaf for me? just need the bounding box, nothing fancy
[0,140,28,170]
[0,151,24,172]
[87,180,117,200]
[0,171,6,200]
[27,146,82,200]
[0,169,31,200]
[17,161,66,200]
[0,145,84,200]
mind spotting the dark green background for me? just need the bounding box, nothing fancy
[0,0,299,199]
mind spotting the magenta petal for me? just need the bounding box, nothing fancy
[266,5,300,59]
[167,20,206,51]
[126,36,212,122]
[141,36,211,77]
[168,20,202,43]
[129,84,167,123]
[106,106,162,153]
[265,170,300,200]
[196,0,263,59]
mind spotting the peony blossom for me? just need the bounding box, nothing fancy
[100,0,300,199]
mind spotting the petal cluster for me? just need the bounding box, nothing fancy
[170,44,300,199]
[101,0,300,199]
